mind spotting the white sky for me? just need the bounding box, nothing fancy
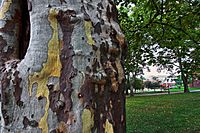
[143,66,171,79]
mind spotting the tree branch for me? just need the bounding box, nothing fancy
[153,21,199,44]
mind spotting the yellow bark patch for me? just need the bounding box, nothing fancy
[116,34,125,46]
[28,8,61,133]
[0,0,12,19]
[84,21,95,45]
[105,119,114,133]
[82,109,94,133]
[115,58,124,84]
[105,61,119,92]
[56,122,68,133]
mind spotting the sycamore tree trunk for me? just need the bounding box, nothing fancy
[0,0,126,133]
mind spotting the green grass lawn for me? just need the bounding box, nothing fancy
[170,87,200,92]
[126,93,200,133]
[135,87,200,94]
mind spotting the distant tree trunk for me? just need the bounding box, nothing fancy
[125,73,130,95]
[132,75,136,95]
[191,75,194,88]
[0,0,126,132]
[182,74,189,93]
[129,74,135,96]
[178,57,189,93]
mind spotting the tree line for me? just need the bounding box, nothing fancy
[116,0,200,93]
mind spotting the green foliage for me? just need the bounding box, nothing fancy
[144,80,161,89]
[170,87,200,92]
[126,93,200,132]
[131,78,144,90]
[117,0,200,92]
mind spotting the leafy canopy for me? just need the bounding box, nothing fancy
[117,0,200,81]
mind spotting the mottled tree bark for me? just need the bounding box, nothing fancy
[0,0,126,133]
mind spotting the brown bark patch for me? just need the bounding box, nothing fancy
[0,36,14,66]
[1,109,9,125]
[107,0,118,22]
[0,60,20,125]
[94,22,102,35]
[0,0,30,62]
[56,121,68,133]
[12,71,23,107]
[56,10,77,123]
[48,84,66,118]
[0,9,21,61]
[110,82,126,132]
[79,75,94,109]
[23,116,39,128]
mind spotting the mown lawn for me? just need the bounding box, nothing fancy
[170,87,200,92]
[126,93,200,133]
[134,88,200,94]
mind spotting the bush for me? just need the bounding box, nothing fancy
[144,80,161,89]
[131,78,144,91]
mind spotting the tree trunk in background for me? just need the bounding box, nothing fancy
[0,0,126,133]
[182,75,189,93]
[125,73,130,95]
[178,57,189,93]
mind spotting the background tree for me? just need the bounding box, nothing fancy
[117,0,200,93]
[151,0,200,92]
[144,80,151,90]
[144,80,161,91]
[131,78,144,92]
[0,0,126,132]
[117,1,153,95]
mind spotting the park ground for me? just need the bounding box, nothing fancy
[133,87,200,96]
[126,92,200,133]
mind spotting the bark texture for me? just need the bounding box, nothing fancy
[0,0,126,132]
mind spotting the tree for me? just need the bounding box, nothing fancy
[117,0,200,93]
[131,78,144,92]
[144,80,160,90]
[152,0,200,92]
[0,0,126,132]
[117,2,151,95]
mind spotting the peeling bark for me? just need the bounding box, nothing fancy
[0,0,126,132]
[57,9,77,122]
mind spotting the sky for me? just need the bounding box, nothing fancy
[143,66,173,79]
